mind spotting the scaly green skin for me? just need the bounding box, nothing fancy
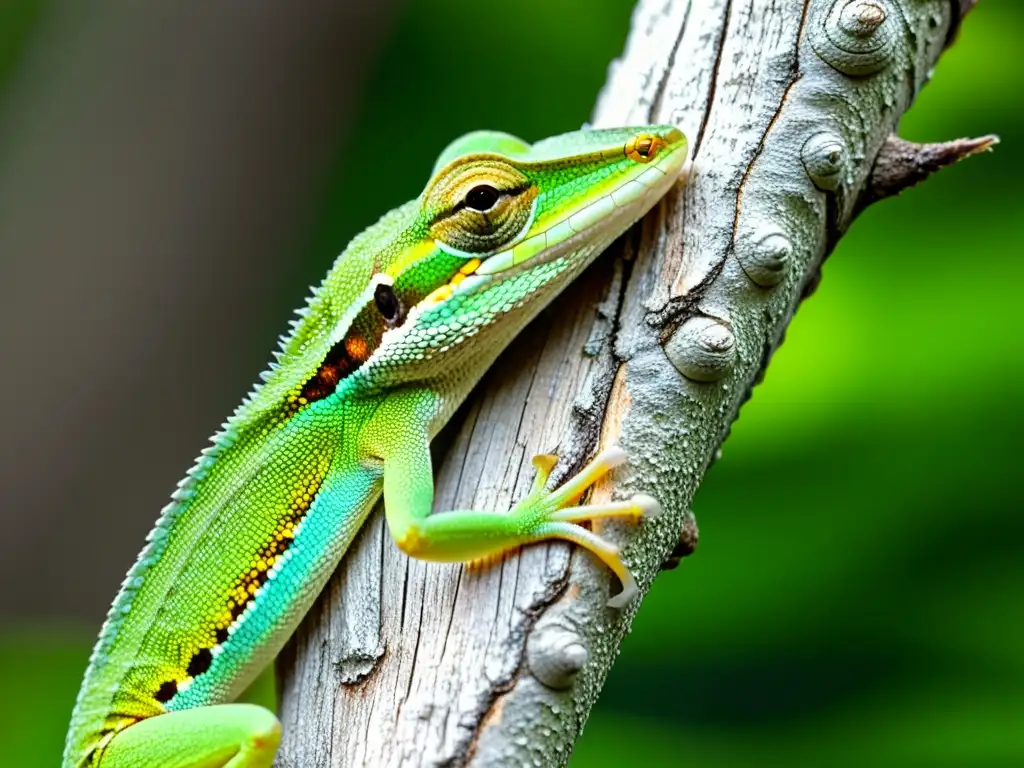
[64,125,688,767]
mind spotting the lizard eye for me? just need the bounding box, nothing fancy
[374,282,402,325]
[465,184,500,212]
[625,132,666,164]
[424,161,537,255]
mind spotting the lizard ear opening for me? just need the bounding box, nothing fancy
[373,282,402,325]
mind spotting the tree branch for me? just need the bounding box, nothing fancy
[861,133,998,209]
[276,1,993,765]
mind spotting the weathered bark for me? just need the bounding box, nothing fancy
[277,1,991,765]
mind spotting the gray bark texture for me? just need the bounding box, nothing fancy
[276,1,991,765]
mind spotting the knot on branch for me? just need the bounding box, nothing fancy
[811,0,899,76]
[864,133,998,207]
[802,131,849,191]
[528,625,588,690]
[661,510,700,571]
[665,316,736,383]
[737,231,793,288]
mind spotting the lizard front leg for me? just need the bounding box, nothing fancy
[364,391,659,607]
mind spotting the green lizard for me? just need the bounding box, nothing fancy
[64,124,688,767]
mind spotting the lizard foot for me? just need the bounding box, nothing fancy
[513,446,660,608]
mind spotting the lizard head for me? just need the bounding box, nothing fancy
[420,125,688,283]
[351,125,689,389]
[413,124,688,299]
[259,126,688,418]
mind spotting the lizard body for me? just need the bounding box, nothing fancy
[64,125,688,767]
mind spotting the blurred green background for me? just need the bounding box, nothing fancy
[0,1,1019,766]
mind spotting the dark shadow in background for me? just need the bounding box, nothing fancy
[0,1,400,620]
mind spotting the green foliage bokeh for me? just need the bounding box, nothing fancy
[1,2,1020,766]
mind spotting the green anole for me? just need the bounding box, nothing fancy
[64,124,688,767]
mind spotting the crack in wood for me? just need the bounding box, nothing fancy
[648,0,693,123]
[694,0,733,156]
